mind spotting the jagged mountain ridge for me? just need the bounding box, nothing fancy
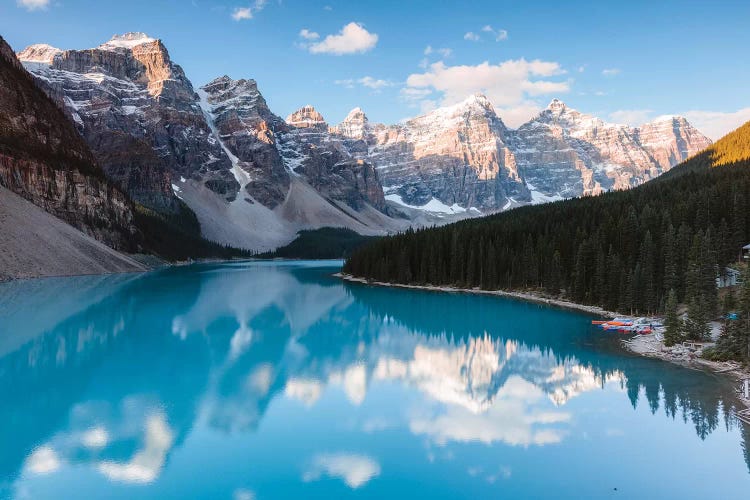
[334,95,711,211]
[17,33,237,214]
[19,34,399,251]
[16,32,712,251]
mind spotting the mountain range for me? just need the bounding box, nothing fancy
[7,32,712,254]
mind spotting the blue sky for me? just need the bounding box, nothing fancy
[2,0,749,138]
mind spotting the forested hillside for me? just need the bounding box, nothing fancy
[344,121,750,320]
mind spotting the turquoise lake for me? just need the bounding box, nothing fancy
[0,260,749,499]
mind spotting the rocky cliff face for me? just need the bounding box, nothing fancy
[328,96,711,212]
[198,76,289,207]
[511,99,713,200]
[0,36,137,250]
[279,105,385,211]
[17,33,237,214]
[360,95,527,211]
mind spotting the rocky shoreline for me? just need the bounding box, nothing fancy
[337,272,750,408]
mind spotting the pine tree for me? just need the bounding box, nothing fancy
[684,298,710,341]
[664,289,682,346]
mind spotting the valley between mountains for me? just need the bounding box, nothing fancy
[10,32,711,253]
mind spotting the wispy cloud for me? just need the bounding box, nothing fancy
[231,0,267,21]
[299,29,319,40]
[602,68,621,77]
[404,58,569,126]
[358,76,393,90]
[300,22,379,55]
[335,76,394,92]
[609,109,654,126]
[303,453,381,489]
[482,25,508,41]
[682,107,750,140]
[424,45,452,58]
[466,25,508,42]
[17,0,49,11]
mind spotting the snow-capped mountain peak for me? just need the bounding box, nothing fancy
[332,107,370,140]
[99,32,157,50]
[16,43,61,64]
[547,98,567,113]
[458,92,495,113]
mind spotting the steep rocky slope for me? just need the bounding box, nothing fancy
[0,187,145,280]
[18,36,401,251]
[511,99,712,201]
[0,36,137,251]
[17,33,237,214]
[358,95,527,212]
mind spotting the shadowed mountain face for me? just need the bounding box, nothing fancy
[0,36,137,251]
[0,262,747,498]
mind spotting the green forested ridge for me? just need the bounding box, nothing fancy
[344,121,750,322]
[134,202,252,261]
[259,227,377,260]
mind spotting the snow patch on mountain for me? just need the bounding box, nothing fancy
[99,32,156,50]
[196,88,251,189]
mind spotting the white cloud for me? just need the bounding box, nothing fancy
[25,446,61,474]
[609,109,654,126]
[303,453,381,488]
[334,78,355,88]
[400,87,433,100]
[335,76,394,92]
[409,376,570,447]
[605,107,750,139]
[299,29,320,40]
[231,0,267,21]
[82,427,110,449]
[681,107,750,140]
[232,7,253,20]
[602,68,621,77]
[404,59,569,126]
[17,0,49,11]
[472,25,508,41]
[305,22,378,55]
[358,76,393,90]
[233,489,255,500]
[577,65,586,73]
[424,45,451,58]
[285,378,323,406]
[495,30,509,41]
[97,413,174,484]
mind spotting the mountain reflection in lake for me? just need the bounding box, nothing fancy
[0,261,748,499]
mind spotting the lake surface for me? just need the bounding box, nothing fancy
[0,261,749,499]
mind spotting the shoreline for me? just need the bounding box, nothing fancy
[336,272,620,318]
[338,272,750,408]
